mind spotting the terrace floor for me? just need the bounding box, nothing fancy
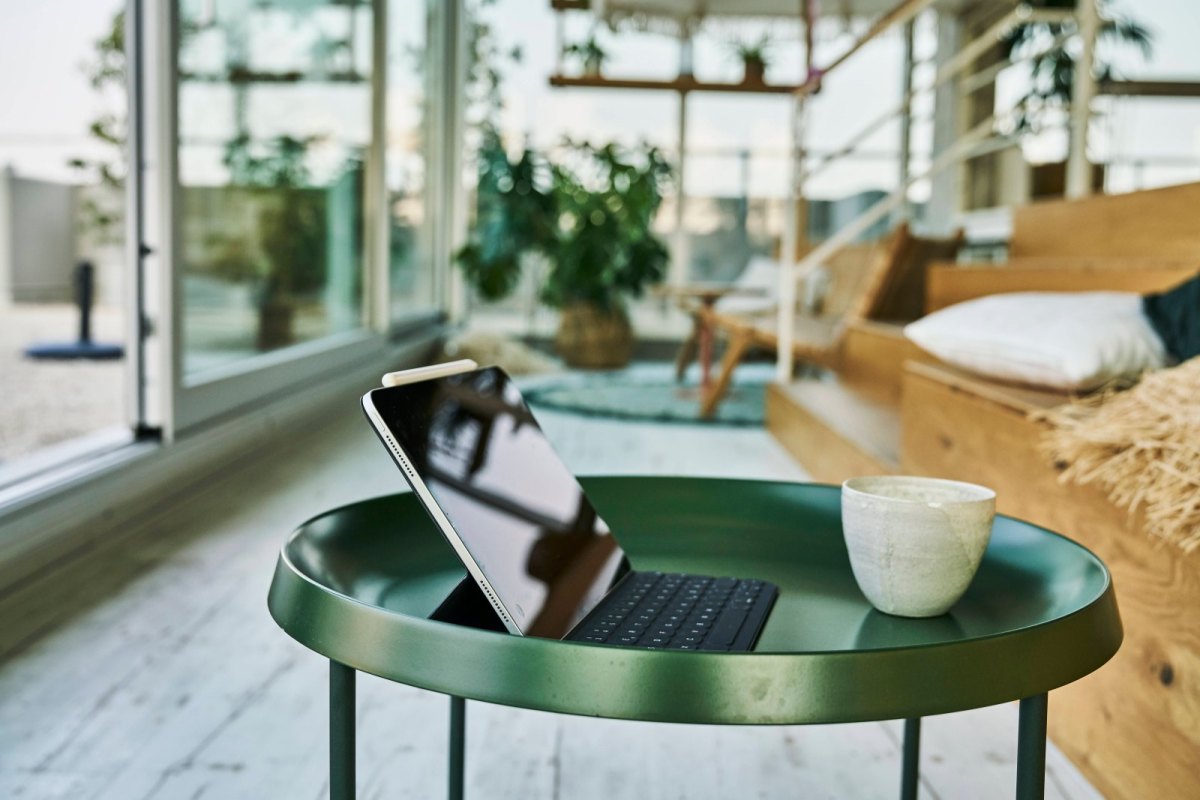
[0,393,1101,799]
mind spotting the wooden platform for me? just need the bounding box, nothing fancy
[901,363,1200,800]
[767,359,1200,799]
[766,376,899,481]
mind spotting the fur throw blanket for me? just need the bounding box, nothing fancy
[1034,357,1200,553]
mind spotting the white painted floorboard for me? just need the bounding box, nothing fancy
[0,400,1102,799]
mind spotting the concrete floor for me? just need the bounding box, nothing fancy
[0,304,125,466]
[0,401,1102,799]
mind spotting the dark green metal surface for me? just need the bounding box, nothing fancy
[268,477,1122,725]
[1017,694,1049,799]
[900,718,920,800]
[329,661,355,800]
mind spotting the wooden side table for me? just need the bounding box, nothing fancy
[268,477,1121,800]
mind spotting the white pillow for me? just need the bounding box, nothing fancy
[904,292,1167,390]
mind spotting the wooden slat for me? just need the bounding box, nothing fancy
[1011,181,1200,261]
[899,365,1200,800]
[925,263,1199,313]
[766,378,899,482]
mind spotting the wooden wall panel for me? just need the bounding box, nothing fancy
[900,365,1200,800]
[925,263,1198,312]
[1012,181,1200,261]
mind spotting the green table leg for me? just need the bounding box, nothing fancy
[901,718,921,800]
[1016,693,1048,800]
[330,660,356,800]
[449,696,466,800]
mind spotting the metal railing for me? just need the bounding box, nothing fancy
[774,1,1076,382]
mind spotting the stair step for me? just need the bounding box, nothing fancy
[766,375,900,483]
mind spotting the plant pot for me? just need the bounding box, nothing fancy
[257,297,296,351]
[555,303,634,369]
[584,56,603,78]
[742,59,766,85]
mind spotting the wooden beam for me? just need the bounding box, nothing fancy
[1099,79,1200,98]
[548,75,801,94]
[796,0,937,99]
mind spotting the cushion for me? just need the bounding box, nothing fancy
[904,292,1167,391]
[716,256,778,315]
[1143,273,1200,362]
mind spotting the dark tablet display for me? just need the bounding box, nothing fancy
[365,367,629,638]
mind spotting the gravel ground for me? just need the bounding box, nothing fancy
[0,304,126,466]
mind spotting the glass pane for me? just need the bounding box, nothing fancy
[177,0,374,376]
[0,1,130,474]
[388,0,436,318]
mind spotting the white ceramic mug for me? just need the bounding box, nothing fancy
[841,476,996,618]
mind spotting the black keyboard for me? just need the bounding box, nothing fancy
[566,572,778,651]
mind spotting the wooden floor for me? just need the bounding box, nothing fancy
[0,399,1102,799]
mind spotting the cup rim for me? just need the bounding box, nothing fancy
[842,475,996,506]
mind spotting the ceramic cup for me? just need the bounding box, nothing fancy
[841,476,996,618]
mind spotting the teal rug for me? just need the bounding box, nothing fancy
[522,364,769,427]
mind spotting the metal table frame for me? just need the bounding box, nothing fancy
[326,661,1050,800]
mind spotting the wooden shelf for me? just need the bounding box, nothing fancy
[548,74,800,95]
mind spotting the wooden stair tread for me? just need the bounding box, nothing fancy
[766,374,900,481]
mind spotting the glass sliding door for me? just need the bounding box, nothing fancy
[0,0,135,483]
[387,0,438,321]
[176,0,375,376]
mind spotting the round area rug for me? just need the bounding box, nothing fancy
[522,365,768,427]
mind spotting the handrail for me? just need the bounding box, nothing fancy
[795,0,938,99]
[774,116,1019,382]
[808,9,1074,182]
[774,2,1080,382]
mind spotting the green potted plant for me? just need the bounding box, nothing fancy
[222,134,329,350]
[454,138,672,368]
[733,36,771,85]
[546,142,671,367]
[564,35,608,78]
[454,129,558,303]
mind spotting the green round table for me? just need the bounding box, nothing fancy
[267,477,1122,800]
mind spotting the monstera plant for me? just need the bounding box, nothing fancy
[456,137,672,368]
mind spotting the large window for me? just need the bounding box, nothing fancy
[177,0,376,376]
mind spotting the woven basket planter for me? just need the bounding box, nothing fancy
[555,303,634,369]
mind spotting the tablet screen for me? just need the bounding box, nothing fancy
[367,367,628,638]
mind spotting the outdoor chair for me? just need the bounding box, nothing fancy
[697,222,963,417]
